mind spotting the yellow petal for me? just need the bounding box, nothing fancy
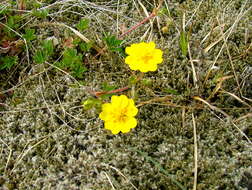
[125,43,139,55]
[128,62,140,71]
[111,129,120,134]
[126,99,138,116]
[100,95,138,134]
[111,95,129,108]
[124,41,163,73]
[105,121,121,134]
[102,103,112,112]
[99,103,112,121]
[125,56,137,66]
[147,64,158,72]
[119,117,137,133]
[120,126,131,133]
[147,41,156,49]
[129,117,137,129]
[153,49,163,63]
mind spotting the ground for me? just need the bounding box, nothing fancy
[0,0,252,189]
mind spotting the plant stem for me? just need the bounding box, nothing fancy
[92,86,130,97]
[119,0,164,39]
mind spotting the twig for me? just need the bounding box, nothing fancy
[203,2,252,85]
[101,163,138,190]
[11,138,47,173]
[136,96,172,107]
[193,96,229,117]
[192,113,198,190]
[119,0,164,39]
[101,171,115,190]
[119,12,156,39]
[207,75,233,101]
[90,86,130,97]
[188,38,198,89]
[234,113,252,123]
[216,17,242,96]
[35,22,102,53]
[193,96,252,144]
[220,90,252,109]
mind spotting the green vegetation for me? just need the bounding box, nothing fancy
[0,56,18,70]
[32,9,49,19]
[76,18,89,32]
[179,31,188,57]
[22,28,36,42]
[55,48,87,79]
[103,33,124,54]
[33,40,54,64]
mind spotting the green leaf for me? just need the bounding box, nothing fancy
[79,42,93,52]
[32,9,49,19]
[42,40,53,57]
[158,7,169,16]
[0,56,18,70]
[0,4,10,15]
[33,2,42,9]
[103,33,123,53]
[82,98,102,110]
[4,15,21,37]
[129,76,138,85]
[76,18,89,31]
[33,40,54,64]
[33,50,46,64]
[163,88,179,95]
[141,79,152,86]
[72,63,87,78]
[101,82,117,92]
[23,28,36,42]
[57,48,87,79]
[64,48,77,58]
[100,93,116,100]
[179,31,188,57]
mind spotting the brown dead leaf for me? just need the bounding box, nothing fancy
[63,37,74,48]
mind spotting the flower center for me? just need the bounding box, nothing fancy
[115,108,127,122]
[142,54,153,64]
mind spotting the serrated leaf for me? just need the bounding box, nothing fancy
[23,28,36,42]
[0,56,18,70]
[79,42,93,52]
[57,48,87,79]
[103,33,123,53]
[33,50,45,64]
[72,64,86,79]
[42,40,53,57]
[33,40,54,64]
[76,18,89,31]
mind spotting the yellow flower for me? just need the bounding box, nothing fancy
[125,41,163,72]
[99,95,138,134]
